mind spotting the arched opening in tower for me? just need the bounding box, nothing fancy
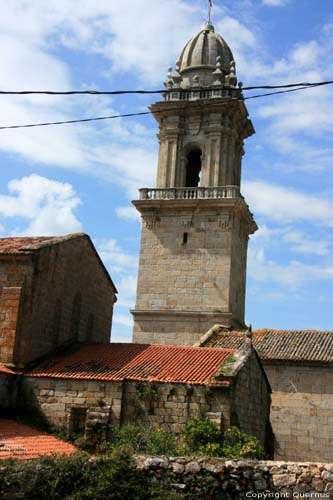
[185,149,202,187]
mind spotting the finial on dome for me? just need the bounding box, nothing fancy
[207,0,212,25]
[202,0,214,31]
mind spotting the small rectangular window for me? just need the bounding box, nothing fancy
[70,407,87,434]
[182,232,188,245]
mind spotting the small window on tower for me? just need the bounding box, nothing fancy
[185,149,202,187]
[182,232,188,245]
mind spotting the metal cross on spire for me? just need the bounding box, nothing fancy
[207,0,213,24]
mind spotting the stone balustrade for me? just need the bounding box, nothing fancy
[164,87,242,101]
[139,186,241,201]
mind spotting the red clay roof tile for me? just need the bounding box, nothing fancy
[0,237,55,254]
[27,343,235,385]
[0,234,86,255]
[0,364,16,375]
[0,419,77,460]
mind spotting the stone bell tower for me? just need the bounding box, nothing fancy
[132,17,257,346]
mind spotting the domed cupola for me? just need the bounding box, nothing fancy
[178,23,234,81]
[164,20,239,93]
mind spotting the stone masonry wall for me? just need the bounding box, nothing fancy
[264,363,333,463]
[22,377,231,435]
[232,351,271,449]
[22,377,123,428]
[2,235,117,367]
[0,257,32,365]
[122,381,230,435]
[1,455,332,499]
[133,202,249,345]
[22,372,269,452]
[134,456,333,499]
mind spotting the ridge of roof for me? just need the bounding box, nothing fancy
[0,233,86,255]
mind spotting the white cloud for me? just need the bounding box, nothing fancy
[243,181,333,226]
[112,313,134,328]
[248,246,333,288]
[283,231,330,256]
[98,239,139,273]
[116,206,140,222]
[262,0,289,6]
[0,174,82,236]
[115,274,138,309]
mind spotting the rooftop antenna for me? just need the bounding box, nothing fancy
[207,0,212,24]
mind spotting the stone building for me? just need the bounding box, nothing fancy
[132,20,257,346]
[197,326,333,462]
[0,234,117,368]
[1,340,271,450]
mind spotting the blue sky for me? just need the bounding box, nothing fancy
[0,0,332,341]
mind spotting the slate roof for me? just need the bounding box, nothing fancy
[0,419,77,460]
[202,328,333,363]
[27,343,235,386]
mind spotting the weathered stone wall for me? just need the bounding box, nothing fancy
[132,201,251,345]
[1,455,332,499]
[21,362,269,453]
[0,235,117,367]
[231,351,271,449]
[22,377,123,428]
[134,456,333,498]
[264,362,333,463]
[21,377,231,435]
[122,381,230,434]
[0,258,32,365]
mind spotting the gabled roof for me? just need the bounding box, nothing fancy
[0,233,117,292]
[201,327,333,363]
[0,419,77,460]
[27,343,236,386]
[0,236,56,254]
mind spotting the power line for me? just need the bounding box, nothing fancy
[0,81,331,96]
[0,83,329,131]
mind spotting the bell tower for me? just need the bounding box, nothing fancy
[132,18,257,346]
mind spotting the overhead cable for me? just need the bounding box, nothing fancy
[0,83,329,131]
[0,81,331,96]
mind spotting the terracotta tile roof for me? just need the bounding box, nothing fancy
[0,234,85,255]
[0,419,77,460]
[202,328,333,363]
[0,364,16,375]
[27,343,235,385]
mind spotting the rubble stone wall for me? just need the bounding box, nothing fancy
[134,456,333,499]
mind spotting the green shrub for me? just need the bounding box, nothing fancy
[0,451,185,500]
[181,419,264,459]
[181,417,220,453]
[108,423,179,456]
[221,426,264,459]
